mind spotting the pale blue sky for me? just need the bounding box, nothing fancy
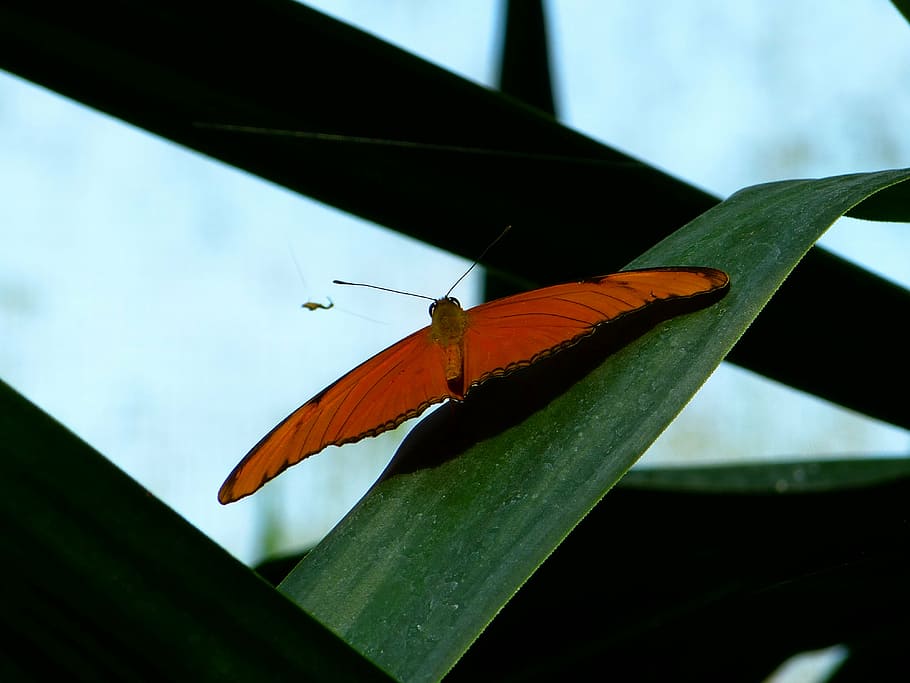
[1,1,908,562]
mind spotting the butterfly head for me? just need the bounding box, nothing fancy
[429,296,468,345]
[429,296,461,318]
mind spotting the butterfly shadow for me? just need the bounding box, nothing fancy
[378,285,728,481]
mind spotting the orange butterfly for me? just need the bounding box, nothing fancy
[219,266,729,503]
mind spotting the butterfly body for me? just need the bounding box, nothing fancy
[429,297,470,397]
[219,266,729,503]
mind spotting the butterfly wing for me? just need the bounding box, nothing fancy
[461,267,729,387]
[219,324,456,503]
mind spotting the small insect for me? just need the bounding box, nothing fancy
[301,298,334,311]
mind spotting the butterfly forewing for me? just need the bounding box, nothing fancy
[461,267,728,386]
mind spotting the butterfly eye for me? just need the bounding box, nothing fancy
[429,301,437,316]
[449,297,461,307]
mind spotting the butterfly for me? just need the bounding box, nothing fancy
[219,266,729,503]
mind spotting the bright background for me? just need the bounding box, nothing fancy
[1,1,908,565]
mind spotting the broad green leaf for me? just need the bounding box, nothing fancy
[451,458,910,680]
[279,168,910,681]
[0,380,391,682]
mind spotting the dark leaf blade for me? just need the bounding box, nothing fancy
[620,457,910,494]
[452,459,910,681]
[0,379,391,682]
[891,0,910,28]
[846,177,910,221]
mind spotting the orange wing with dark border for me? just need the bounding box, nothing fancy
[461,267,729,386]
[219,325,456,503]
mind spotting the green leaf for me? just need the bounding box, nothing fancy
[278,168,910,681]
[452,458,910,680]
[0,380,392,682]
[847,175,910,221]
[621,457,910,494]
[891,0,910,27]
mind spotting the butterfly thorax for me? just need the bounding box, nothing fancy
[429,296,469,397]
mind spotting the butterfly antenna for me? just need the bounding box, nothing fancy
[445,225,512,297]
[333,280,436,302]
[332,226,511,301]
